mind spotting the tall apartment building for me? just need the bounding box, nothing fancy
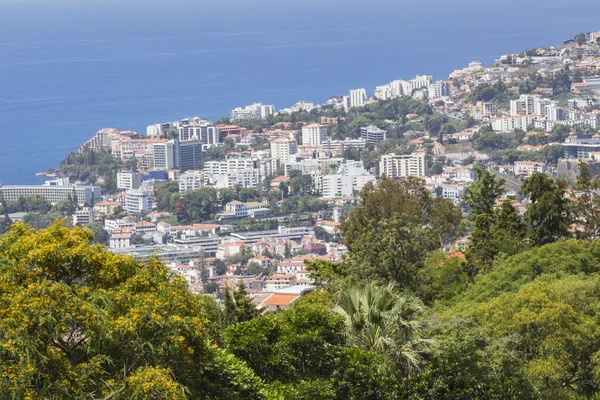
[410,75,433,92]
[146,122,171,136]
[178,121,219,145]
[230,103,275,121]
[348,89,368,109]
[510,94,538,116]
[124,188,152,214]
[379,152,427,178]
[270,137,298,161]
[153,140,178,171]
[301,124,328,146]
[179,170,204,193]
[374,85,393,101]
[322,162,377,198]
[72,208,94,226]
[204,158,256,175]
[475,101,498,118]
[360,125,387,145]
[428,80,450,99]
[117,170,143,190]
[179,140,203,172]
[0,185,101,206]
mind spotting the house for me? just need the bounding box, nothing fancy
[315,220,341,234]
[513,161,547,177]
[264,274,296,292]
[93,200,121,216]
[216,241,245,259]
[248,256,272,269]
[109,232,134,249]
[261,285,316,311]
[135,220,157,234]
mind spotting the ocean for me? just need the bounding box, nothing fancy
[0,0,599,185]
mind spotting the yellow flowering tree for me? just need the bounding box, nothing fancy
[0,221,263,399]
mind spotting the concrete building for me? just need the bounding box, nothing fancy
[348,88,367,109]
[301,124,328,146]
[231,103,275,121]
[178,121,219,145]
[146,122,171,136]
[270,137,298,161]
[322,162,377,198]
[0,185,101,206]
[117,170,143,190]
[72,208,94,226]
[513,161,547,177]
[153,140,178,171]
[428,80,450,99]
[360,125,387,145]
[379,152,427,178]
[124,188,152,214]
[562,136,600,159]
[179,170,204,193]
[178,140,203,172]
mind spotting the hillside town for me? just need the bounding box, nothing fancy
[2,31,600,309]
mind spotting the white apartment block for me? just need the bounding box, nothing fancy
[0,185,101,206]
[379,152,427,178]
[360,125,387,145]
[513,161,547,177]
[322,162,377,198]
[153,141,178,171]
[348,88,368,109]
[589,32,600,44]
[282,100,315,113]
[117,170,143,190]
[491,115,538,132]
[146,123,170,136]
[231,103,275,121]
[270,137,298,161]
[410,75,433,92]
[428,80,450,99]
[72,208,94,226]
[124,188,152,214]
[301,124,328,146]
[209,169,261,189]
[179,170,205,193]
[204,158,256,175]
[178,121,219,145]
[374,85,393,101]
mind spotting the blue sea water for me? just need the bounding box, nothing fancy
[0,0,599,185]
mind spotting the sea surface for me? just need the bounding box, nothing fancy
[0,0,599,185]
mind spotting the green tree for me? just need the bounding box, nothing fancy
[0,221,263,399]
[335,283,432,377]
[522,173,569,246]
[463,165,505,216]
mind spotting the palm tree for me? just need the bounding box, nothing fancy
[335,282,433,377]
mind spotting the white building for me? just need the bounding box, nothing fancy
[231,103,275,121]
[360,125,387,145]
[270,137,298,161]
[491,115,538,132]
[109,232,134,250]
[210,169,261,189]
[72,208,94,226]
[124,188,153,214]
[348,88,368,109]
[178,121,219,145]
[379,152,427,178]
[322,162,377,198]
[410,75,433,93]
[301,124,328,146]
[0,185,101,206]
[117,170,143,190]
[179,170,204,193]
[428,80,450,99]
[514,161,547,177]
[153,141,178,171]
[146,123,170,136]
[282,100,315,113]
[374,84,393,101]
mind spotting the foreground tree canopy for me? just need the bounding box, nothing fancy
[0,221,262,399]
